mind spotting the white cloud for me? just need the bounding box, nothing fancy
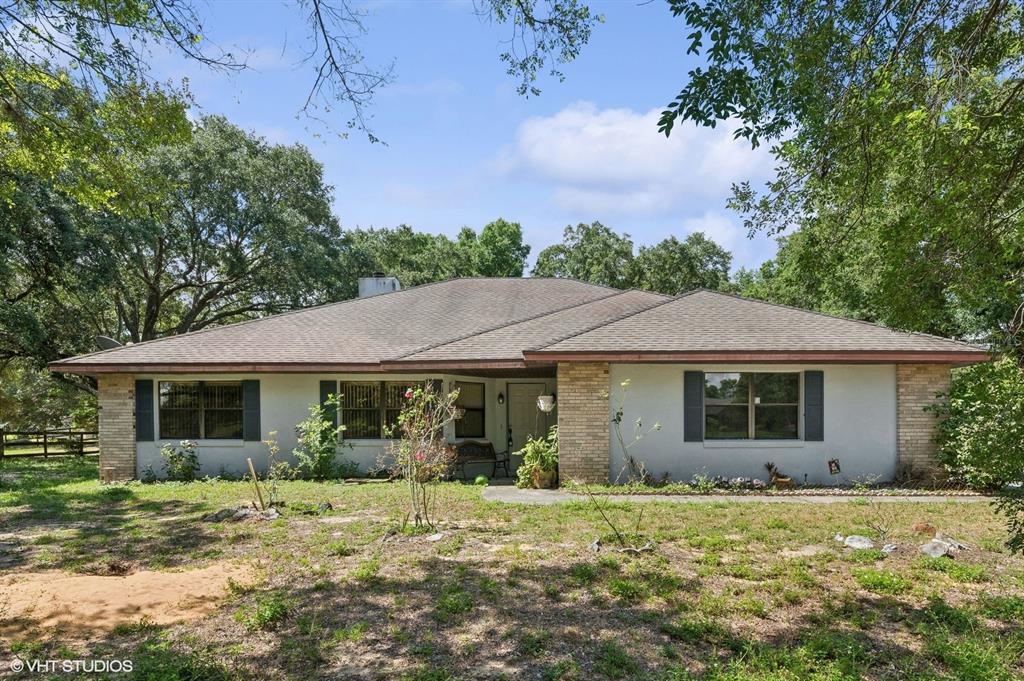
[495,102,772,216]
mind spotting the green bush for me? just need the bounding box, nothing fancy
[933,357,1024,491]
[474,474,489,486]
[515,425,558,488]
[160,440,199,481]
[292,396,357,480]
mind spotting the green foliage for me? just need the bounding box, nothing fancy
[292,397,354,481]
[660,0,1024,351]
[385,383,460,528]
[594,640,639,679]
[0,361,95,430]
[852,568,912,595]
[934,358,1024,491]
[918,557,989,583]
[515,425,559,488]
[532,222,635,288]
[235,592,292,630]
[159,440,199,482]
[473,474,489,486]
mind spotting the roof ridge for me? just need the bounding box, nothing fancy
[389,289,627,361]
[54,278,458,364]
[688,289,988,351]
[528,289,699,352]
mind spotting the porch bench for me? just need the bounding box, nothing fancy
[452,440,510,480]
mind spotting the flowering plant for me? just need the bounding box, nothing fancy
[382,383,460,528]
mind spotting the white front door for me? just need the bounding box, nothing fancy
[507,383,550,456]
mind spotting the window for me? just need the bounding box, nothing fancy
[158,381,243,440]
[340,381,419,439]
[454,381,485,438]
[704,372,799,440]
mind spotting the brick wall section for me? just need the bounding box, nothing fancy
[557,362,610,484]
[896,364,951,478]
[97,374,136,482]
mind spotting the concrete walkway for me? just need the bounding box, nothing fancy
[481,486,993,505]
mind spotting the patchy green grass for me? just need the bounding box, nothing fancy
[0,457,1022,679]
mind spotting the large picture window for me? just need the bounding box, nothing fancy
[454,381,485,438]
[158,381,243,440]
[340,381,419,439]
[704,372,799,440]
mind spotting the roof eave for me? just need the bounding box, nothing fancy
[47,361,387,375]
[522,350,992,365]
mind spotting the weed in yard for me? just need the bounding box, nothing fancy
[327,539,354,557]
[594,640,640,680]
[541,659,581,681]
[660,616,728,644]
[569,562,597,586]
[736,593,769,618]
[434,585,474,621]
[234,591,292,630]
[843,548,887,563]
[519,629,552,656]
[129,636,234,681]
[852,568,913,595]
[977,594,1024,622]
[351,556,381,582]
[608,577,648,603]
[543,581,562,601]
[333,621,368,643]
[478,576,500,600]
[435,534,465,556]
[917,556,989,583]
[722,562,759,580]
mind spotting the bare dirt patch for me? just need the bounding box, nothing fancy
[0,561,255,640]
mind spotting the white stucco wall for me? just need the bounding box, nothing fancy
[608,363,898,486]
[134,372,555,479]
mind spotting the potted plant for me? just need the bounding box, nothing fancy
[515,425,558,489]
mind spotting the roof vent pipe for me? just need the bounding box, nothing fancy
[358,274,401,298]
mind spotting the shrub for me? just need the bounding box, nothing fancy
[293,396,355,480]
[932,357,1024,554]
[933,357,1024,492]
[160,440,199,481]
[236,592,292,630]
[473,474,489,486]
[515,425,558,488]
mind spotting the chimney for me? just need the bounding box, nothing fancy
[358,272,401,298]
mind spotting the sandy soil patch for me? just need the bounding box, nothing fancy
[0,561,255,639]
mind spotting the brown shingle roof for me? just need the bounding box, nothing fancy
[528,290,987,357]
[50,281,988,374]
[389,289,669,366]
[51,278,616,372]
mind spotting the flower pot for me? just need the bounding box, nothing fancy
[531,469,557,489]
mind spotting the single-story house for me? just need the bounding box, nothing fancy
[50,276,989,484]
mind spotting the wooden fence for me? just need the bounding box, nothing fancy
[0,430,99,458]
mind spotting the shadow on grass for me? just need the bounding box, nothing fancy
[0,458,220,572]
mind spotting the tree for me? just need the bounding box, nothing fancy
[532,222,635,288]
[472,219,531,277]
[533,222,735,295]
[655,0,1024,351]
[99,116,345,342]
[632,233,731,295]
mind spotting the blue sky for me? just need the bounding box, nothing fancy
[154,0,778,272]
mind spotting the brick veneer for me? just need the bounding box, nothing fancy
[97,374,136,482]
[557,362,610,483]
[896,364,951,479]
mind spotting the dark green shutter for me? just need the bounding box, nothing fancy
[242,380,260,441]
[135,379,154,441]
[804,371,824,441]
[683,371,704,442]
[320,380,338,427]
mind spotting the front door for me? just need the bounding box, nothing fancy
[507,383,550,457]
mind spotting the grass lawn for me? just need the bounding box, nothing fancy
[2,458,1023,680]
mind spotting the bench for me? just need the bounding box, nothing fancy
[452,440,510,480]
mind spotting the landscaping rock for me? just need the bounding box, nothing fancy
[588,539,602,553]
[204,506,279,522]
[881,543,898,555]
[844,535,875,550]
[935,532,968,551]
[316,502,333,514]
[426,532,445,542]
[833,533,845,543]
[920,539,955,558]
